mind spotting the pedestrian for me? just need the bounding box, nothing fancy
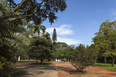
[55,59,57,63]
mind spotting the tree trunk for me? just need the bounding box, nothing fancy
[104,56,107,64]
[111,55,115,66]
[94,57,98,63]
[40,57,43,64]
[0,72,2,77]
[36,59,38,63]
[112,58,115,66]
[41,59,43,64]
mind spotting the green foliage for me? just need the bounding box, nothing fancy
[53,42,68,59]
[64,46,73,60]
[92,20,116,66]
[0,0,67,76]
[52,28,57,45]
[6,0,67,24]
[0,1,28,76]
[71,44,98,72]
[29,36,53,63]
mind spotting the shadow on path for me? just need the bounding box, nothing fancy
[12,65,58,77]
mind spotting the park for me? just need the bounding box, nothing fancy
[0,0,116,77]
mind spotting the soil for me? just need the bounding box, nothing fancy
[11,61,116,77]
[52,61,116,77]
[11,61,36,68]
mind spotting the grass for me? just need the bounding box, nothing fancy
[91,63,116,71]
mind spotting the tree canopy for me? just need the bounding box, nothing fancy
[5,0,67,24]
[92,20,116,66]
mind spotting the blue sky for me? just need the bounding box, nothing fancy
[16,0,116,46]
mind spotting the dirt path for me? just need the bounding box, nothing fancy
[11,61,58,77]
[52,61,116,77]
[11,61,36,68]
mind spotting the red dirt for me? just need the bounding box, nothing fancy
[53,61,116,77]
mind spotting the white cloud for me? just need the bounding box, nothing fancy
[108,9,116,21]
[57,37,81,45]
[109,9,116,16]
[46,24,74,35]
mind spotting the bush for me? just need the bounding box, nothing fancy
[71,44,98,72]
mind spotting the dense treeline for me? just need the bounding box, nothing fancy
[53,43,98,71]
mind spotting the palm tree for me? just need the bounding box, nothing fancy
[34,25,46,36]
[27,23,35,37]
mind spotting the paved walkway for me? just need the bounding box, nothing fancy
[13,65,58,77]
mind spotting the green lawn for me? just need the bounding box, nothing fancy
[91,63,116,71]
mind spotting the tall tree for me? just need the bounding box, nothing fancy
[0,1,27,76]
[34,25,46,36]
[92,20,116,66]
[52,28,57,45]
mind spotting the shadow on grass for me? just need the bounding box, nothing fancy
[30,62,52,65]
[92,64,111,67]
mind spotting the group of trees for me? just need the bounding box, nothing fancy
[1,0,116,75]
[53,42,98,72]
[0,0,67,76]
[92,20,116,66]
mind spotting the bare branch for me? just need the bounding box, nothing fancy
[18,9,29,11]
[8,0,44,21]
[8,14,33,21]
[13,0,28,11]
[33,0,44,13]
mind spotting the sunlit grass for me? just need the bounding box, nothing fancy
[91,63,116,71]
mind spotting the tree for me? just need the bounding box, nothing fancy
[0,1,28,76]
[34,24,46,36]
[53,42,68,59]
[52,28,57,45]
[29,36,53,64]
[27,23,36,37]
[5,0,67,25]
[92,20,116,66]
[0,0,67,76]
[71,44,98,72]
[64,46,73,61]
